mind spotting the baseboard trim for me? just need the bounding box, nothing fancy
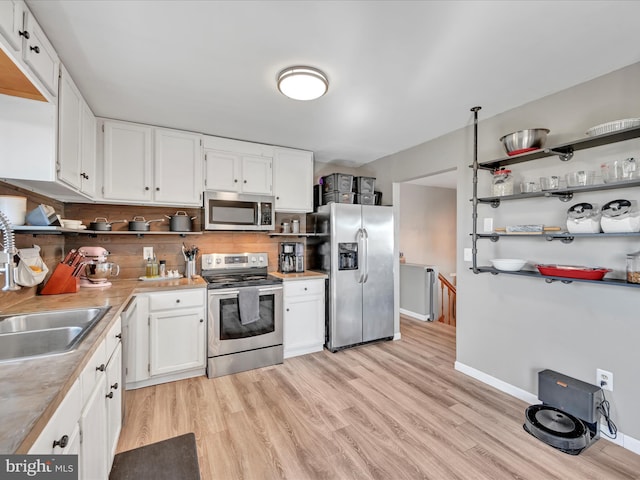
[399,308,432,322]
[454,361,640,455]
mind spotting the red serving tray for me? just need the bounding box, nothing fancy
[536,264,612,280]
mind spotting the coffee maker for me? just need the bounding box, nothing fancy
[279,242,304,273]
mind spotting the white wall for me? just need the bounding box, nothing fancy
[399,183,456,276]
[360,61,640,443]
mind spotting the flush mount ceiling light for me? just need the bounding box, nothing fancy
[277,66,328,101]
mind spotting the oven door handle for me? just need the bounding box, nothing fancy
[209,286,282,296]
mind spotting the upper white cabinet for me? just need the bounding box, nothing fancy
[0,1,59,102]
[273,147,314,212]
[102,119,203,206]
[154,128,203,205]
[0,0,24,53]
[21,9,59,97]
[103,119,153,202]
[58,64,97,196]
[204,150,272,194]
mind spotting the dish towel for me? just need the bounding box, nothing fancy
[238,287,260,325]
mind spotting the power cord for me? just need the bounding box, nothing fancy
[598,389,618,439]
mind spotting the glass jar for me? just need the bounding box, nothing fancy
[492,169,514,196]
[159,260,166,277]
[627,250,640,284]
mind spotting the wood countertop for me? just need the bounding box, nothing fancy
[270,270,328,281]
[0,276,206,454]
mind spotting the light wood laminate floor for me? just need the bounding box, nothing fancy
[117,317,640,479]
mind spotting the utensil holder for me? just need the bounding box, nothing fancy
[185,260,196,278]
[40,263,79,295]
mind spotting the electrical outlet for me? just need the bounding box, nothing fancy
[483,217,494,233]
[143,246,153,260]
[463,248,472,262]
[596,368,613,391]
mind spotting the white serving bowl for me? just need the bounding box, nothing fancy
[490,258,527,271]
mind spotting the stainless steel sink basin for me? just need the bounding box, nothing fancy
[0,306,111,362]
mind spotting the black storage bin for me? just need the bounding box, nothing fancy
[374,191,382,205]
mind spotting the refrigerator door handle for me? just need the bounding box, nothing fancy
[357,228,365,284]
[362,228,369,283]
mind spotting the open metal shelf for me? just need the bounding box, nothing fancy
[474,266,640,288]
[13,226,202,237]
[476,125,640,170]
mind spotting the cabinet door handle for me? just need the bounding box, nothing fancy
[81,172,89,180]
[19,30,30,39]
[111,382,119,390]
[304,287,307,291]
[106,392,114,399]
[156,187,160,191]
[52,435,68,449]
[116,333,122,339]
[29,45,40,54]
[234,179,238,183]
[200,319,204,323]
[145,186,150,191]
[243,180,247,183]
[96,364,106,372]
[286,308,290,312]
[176,299,180,303]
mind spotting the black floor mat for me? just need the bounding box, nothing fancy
[109,433,200,480]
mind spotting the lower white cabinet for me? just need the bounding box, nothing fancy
[29,316,122,480]
[283,279,325,358]
[125,288,207,389]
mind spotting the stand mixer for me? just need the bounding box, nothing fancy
[78,246,120,288]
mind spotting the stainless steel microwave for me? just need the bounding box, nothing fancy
[203,191,275,231]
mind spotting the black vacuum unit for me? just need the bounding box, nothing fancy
[524,369,604,455]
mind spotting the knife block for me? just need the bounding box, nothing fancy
[40,263,80,295]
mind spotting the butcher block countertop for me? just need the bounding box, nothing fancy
[270,270,328,281]
[0,276,206,454]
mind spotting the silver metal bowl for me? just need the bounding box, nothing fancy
[499,128,550,155]
[84,262,120,283]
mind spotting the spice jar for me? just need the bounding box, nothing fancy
[159,260,166,277]
[627,250,640,284]
[491,169,514,196]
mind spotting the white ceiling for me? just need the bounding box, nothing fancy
[26,0,640,167]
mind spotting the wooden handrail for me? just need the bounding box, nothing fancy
[437,272,456,326]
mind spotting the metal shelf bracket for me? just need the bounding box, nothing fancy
[490,199,500,208]
[544,147,574,162]
[546,191,574,202]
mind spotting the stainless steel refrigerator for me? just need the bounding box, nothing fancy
[313,203,394,352]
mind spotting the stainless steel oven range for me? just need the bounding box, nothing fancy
[202,252,283,378]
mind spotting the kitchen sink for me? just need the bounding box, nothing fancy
[0,306,111,362]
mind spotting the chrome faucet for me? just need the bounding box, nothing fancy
[0,211,20,291]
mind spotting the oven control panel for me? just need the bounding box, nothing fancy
[201,253,268,270]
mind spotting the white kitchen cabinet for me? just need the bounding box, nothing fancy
[150,307,206,376]
[0,0,24,53]
[28,316,122,479]
[125,288,207,390]
[80,373,108,480]
[28,378,81,455]
[0,0,58,102]
[105,343,122,464]
[204,150,272,195]
[102,119,203,206]
[58,64,97,196]
[283,279,325,358]
[154,128,203,205]
[21,9,59,98]
[273,147,314,212]
[102,119,153,203]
